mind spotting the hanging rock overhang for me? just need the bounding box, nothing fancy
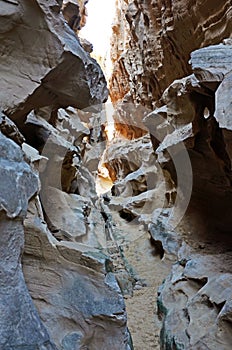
[0,0,108,122]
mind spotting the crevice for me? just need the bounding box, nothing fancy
[119,209,137,222]
[150,236,164,259]
[215,300,226,314]
[187,277,208,290]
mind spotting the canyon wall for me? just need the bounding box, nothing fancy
[106,0,232,349]
[0,1,131,349]
[110,0,232,108]
[1,0,232,350]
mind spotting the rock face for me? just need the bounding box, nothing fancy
[110,0,232,108]
[62,0,88,32]
[158,251,232,350]
[0,132,57,349]
[1,0,232,349]
[23,197,129,349]
[0,0,107,122]
[107,1,232,349]
[19,103,131,348]
[104,39,232,348]
[0,1,132,349]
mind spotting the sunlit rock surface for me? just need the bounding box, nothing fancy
[106,37,232,349]
[110,0,232,108]
[0,0,108,122]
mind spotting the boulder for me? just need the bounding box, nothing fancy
[0,0,108,122]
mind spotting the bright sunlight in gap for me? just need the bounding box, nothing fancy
[80,0,116,142]
[80,0,116,80]
[80,0,117,195]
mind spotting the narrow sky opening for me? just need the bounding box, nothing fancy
[80,0,116,79]
[80,0,117,195]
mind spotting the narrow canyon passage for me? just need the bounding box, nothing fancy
[0,1,232,350]
[102,207,172,350]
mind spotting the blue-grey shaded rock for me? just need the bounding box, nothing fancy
[190,40,232,90]
[215,70,232,130]
[214,70,232,170]
[61,332,82,350]
[149,222,182,258]
[158,253,232,350]
[23,197,130,350]
[0,132,38,218]
[0,0,108,121]
[0,132,57,349]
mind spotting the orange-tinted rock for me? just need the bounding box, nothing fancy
[110,0,232,107]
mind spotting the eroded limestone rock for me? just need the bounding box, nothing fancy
[23,197,130,349]
[0,1,136,348]
[110,0,232,108]
[190,40,232,90]
[62,0,88,32]
[106,38,232,349]
[215,69,232,169]
[0,0,108,122]
[158,252,232,350]
[0,132,56,349]
[0,111,25,145]
[146,42,232,349]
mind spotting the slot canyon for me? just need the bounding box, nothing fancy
[0,1,232,349]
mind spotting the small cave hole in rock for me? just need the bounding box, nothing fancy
[119,209,138,222]
[150,236,165,259]
[188,277,208,291]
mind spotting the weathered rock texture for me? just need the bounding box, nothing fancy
[23,197,129,349]
[106,40,232,350]
[62,0,88,32]
[19,103,131,348]
[107,1,232,349]
[0,1,132,349]
[1,0,232,349]
[151,41,232,350]
[0,0,107,123]
[0,132,57,349]
[110,0,232,108]
[158,250,232,350]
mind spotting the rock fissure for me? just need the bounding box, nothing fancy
[1,0,232,350]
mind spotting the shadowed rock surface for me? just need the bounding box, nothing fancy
[1,0,232,349]
[0,0,108,122]
[110,0,232,108]
[106,1,232,349]
[0,1,131,349]
[0,132,57,349]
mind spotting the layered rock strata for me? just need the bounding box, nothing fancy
[0,132,57,349]
[110,0,232,109]
[0,0,107,122]
[105,37,232,349]
[0,1,132,349]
